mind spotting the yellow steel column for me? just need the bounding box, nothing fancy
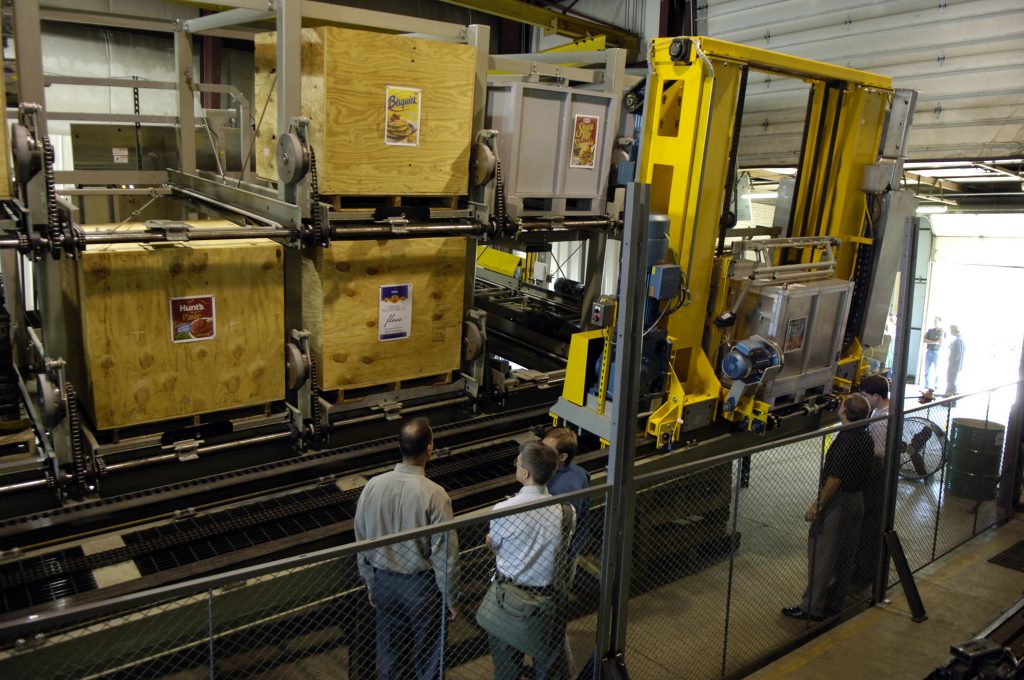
[638,38,747,428]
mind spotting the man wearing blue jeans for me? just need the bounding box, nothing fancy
[923,317,944,390]
[355,418,459,679]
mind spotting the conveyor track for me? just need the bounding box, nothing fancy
[0,404,550,544]
[0,439,523,617]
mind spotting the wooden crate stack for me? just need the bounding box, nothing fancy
[254,26,477,199]
[62,223,285,430]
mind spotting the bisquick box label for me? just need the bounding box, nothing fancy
[385,86,421,147]
[170,295,216,343]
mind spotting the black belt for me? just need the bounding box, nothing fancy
[496,574,556,596]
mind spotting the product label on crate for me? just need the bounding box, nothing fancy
[379,285,412,341]
[570,114,600,169]
[169,295,216,343]
[784,316,806,352]
[384,86,421,147]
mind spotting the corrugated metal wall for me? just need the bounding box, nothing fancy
[702,0,1024,163]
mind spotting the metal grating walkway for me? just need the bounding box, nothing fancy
[988,539,1024,572]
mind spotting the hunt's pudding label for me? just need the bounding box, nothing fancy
[570,114,600,169]
[170,295,216,343]
[385,86,421,147]
[379,284,412,341]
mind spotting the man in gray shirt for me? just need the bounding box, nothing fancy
[354,417,459,680]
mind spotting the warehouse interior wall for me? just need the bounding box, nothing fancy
[701,0,1024,164]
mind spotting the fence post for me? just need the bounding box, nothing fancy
[997,350,1024,521]
[207,588,215,679]
[594,182,649,675]
[874,216,920,601]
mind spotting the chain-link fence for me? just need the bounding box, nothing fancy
[0,484,610,680]
[0,382,1018,679]
[892,384,1017,577]
[623,420,878,679]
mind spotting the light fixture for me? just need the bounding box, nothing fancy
[916,204,947,214]
[741,191,779,200]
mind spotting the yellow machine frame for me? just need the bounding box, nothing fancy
[556,37,898,445]
[637,37,894,443]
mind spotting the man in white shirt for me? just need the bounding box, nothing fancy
[852,375,889,589]
[486,441,575,680]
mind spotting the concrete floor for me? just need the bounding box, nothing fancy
[136,390,1021,679]
[613,390,1012,679]
[749,516,1024,680]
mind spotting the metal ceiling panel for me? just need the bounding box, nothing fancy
[705,0,1024,162]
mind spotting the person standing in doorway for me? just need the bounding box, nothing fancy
[923,317,944,390]
[945,325,965,396]
[354,417,460,680]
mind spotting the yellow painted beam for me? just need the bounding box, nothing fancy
[694,37,892,89]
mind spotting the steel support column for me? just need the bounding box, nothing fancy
[463,24,491,324]
[174,26,197,174]
[874,216,920,600]
[595,183,650,672]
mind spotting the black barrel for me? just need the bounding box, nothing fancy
[945,418,1004,502]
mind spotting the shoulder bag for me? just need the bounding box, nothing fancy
[475,502,573,658]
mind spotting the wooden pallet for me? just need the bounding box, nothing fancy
[324,371,454,404]
[326,194,461,212]
[92,402,279,443]
[0,427,36,461]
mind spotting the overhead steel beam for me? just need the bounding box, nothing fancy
[973,162,1024,181]
[903,171,964,193]
[36,7,252,40]
[170,0,467,40]
[183,8,271,33]
[437,0,638,52]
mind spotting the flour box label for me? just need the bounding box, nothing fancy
[385,86,421,147]
[379,284,412,341]
[570,114,599,169]
[170,295,216,343]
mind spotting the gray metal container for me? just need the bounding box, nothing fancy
[486,82,619,217]
[731,277,854,406]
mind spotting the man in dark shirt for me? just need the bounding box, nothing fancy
[543,427,590,570]
[784,394,874,621]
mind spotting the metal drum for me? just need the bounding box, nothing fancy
[945,418,1005,502]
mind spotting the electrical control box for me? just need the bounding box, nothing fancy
[591,299,616,328]
[648,264,682,300]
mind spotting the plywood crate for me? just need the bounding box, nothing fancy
[255,27,476,196]
[62,222,285,430]
[302,237,466,393]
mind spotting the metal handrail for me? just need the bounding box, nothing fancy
[0,483,608,640]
